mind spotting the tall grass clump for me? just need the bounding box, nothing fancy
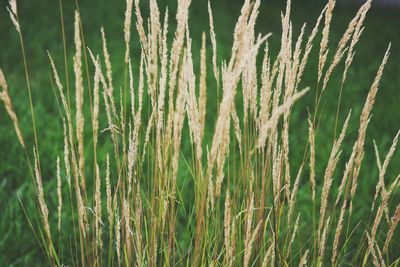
[1,0,399,265]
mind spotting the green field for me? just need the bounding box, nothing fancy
[1,0,399,265]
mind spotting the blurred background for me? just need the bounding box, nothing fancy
[348,0,400,5]
[0,0,399,265]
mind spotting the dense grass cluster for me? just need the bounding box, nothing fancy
[1,0,399,266]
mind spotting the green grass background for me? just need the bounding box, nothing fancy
[0,0,399,265]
